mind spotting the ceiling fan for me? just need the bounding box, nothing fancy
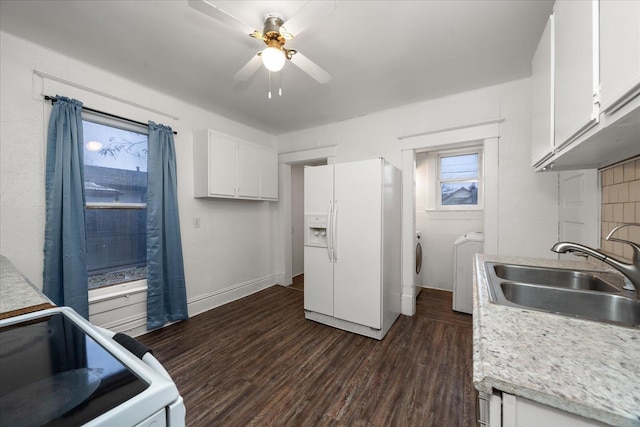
[188,0,334,85]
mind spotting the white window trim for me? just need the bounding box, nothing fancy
[426,146,484,211]
[88,279,147,304]
[86,202,147,209]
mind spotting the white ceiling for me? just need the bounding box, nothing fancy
[0,0,554,135]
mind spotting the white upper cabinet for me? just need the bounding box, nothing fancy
[553,0,599,149]
[237,140,260,198]
[259,147,278,200]
[532,0,640,171]
[531,14,555,167]
[599,0,640,114]
[193,129,278,201]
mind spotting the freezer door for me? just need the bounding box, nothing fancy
[304,246,334,316]
[333,160,382,329]
[304,164,334,214]
[304,164,335,316]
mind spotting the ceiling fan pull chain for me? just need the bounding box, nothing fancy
[268,70,272,99]
[279,70,282,97]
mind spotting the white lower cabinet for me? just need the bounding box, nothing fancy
[480,391,608,427]
[193,129,278,200]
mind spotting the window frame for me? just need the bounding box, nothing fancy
[433,147,483,211]
[82,112,149,291]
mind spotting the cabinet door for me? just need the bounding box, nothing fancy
[554,0,598,148]
[600,0,640,113]
[237,141,260,198]
[501,392,608,427]
[259,148,278,200]
[531,14,554,167]
[209,132,237,197]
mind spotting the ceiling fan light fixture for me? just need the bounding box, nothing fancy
[261,46,286,72]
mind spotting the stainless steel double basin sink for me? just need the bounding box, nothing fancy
[485,262,640,327]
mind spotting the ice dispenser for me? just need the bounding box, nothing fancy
[304,214,328,247]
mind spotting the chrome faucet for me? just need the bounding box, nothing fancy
[551,223,640,299]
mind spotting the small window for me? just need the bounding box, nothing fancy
[83,119,148,289]
[437,150,482,209]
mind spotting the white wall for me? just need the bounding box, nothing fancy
[1,31,562,330]
[277,78,560,281]
[0,32,277,335]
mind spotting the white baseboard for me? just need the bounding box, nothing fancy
[90,275,277,337]
[187,274,276,317]
[401,292,416,316]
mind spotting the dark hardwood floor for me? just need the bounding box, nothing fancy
[139,286,476,426]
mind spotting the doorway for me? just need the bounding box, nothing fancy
[290,160,326,291]
[277,146,336,288]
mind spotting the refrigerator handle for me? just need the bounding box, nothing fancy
[333,201,338,262]
[326,200,333,261]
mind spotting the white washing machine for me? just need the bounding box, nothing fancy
[415,231,423,295]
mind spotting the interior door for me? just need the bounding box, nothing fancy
[558,169,600,260]
[333,160,382,328]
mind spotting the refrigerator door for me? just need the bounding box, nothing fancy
[304,165,335,316]
[333,160,382,329]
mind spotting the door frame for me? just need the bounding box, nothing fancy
[276,146,337,287]
[399,119,502,315]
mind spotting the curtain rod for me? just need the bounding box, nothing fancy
[44,95,177,135]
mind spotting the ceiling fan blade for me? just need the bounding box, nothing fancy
[234,55,263,81]
[290,52,331,84]
[282,1,336,37]
[188,0,257,36]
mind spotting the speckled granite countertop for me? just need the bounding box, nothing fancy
[473,254,640,426]
[0,255,54,319]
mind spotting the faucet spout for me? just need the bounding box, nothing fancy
[551,235,640,299]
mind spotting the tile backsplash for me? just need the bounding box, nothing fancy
[600,156,640,262]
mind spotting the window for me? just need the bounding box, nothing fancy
[83,118,148,289]
[436,149,482,209]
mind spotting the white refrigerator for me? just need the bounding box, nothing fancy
[303,158,401,340]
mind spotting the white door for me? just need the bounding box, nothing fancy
[558,169,600,260]
[304,165,334,316]
[333,160,382,328]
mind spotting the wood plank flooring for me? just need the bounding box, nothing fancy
[139,286,476,426]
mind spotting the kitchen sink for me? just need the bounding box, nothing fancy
[485,262,640,327]
[499,282,640,326]
[492,263,621,292]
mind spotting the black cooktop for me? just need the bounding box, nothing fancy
[0,313,149,427]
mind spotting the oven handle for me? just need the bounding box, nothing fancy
[93,326,173,381]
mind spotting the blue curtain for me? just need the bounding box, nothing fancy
[146,121,188,329]
[43,96,89,318]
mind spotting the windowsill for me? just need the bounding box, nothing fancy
[88,279,147,304]
[423,209,484,220]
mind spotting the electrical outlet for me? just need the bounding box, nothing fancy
[193,217,201,228]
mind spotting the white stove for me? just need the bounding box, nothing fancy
[0,307,185,427]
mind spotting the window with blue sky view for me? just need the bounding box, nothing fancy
[83,119,148,289]
[439,153,480,206]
